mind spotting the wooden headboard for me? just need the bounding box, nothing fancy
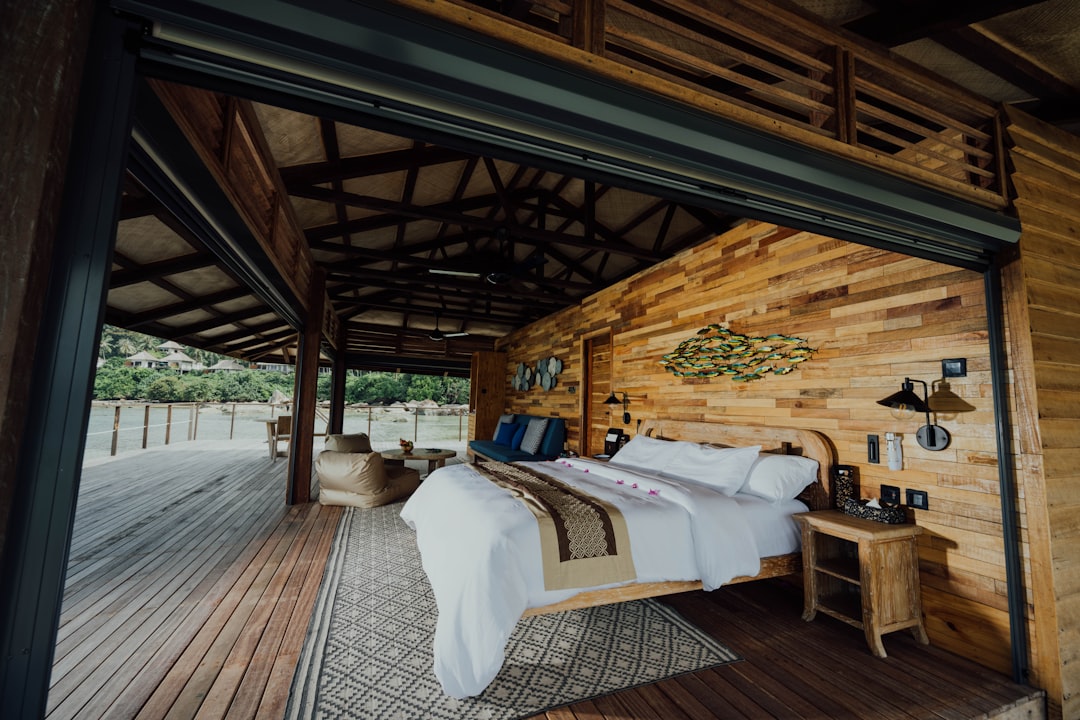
[639,419,835,511]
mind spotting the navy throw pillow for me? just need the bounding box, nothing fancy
[495,421,518,446]
[510,423,528,450]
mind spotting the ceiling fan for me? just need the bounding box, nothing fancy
[428,311,468,341]
[428,250,547,285]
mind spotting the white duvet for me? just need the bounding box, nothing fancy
[399,458,805,697]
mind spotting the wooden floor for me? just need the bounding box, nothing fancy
[52,442,1043,719]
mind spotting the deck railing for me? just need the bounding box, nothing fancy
[84,402,469,461]
[392,0,1007,209]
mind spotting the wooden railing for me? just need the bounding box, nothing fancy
[392,0,1008,209]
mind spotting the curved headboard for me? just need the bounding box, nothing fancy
[638,419,835,510]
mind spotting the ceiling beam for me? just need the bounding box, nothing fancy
[844,0,1046,47]
[113,287,253,329]
[279,144,474,186]
[293,184,662,260]
[108,251,218,288]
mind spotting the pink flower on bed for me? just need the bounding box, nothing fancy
[615,479,624,485]
[631,483,638,489]
[648,488,660,496]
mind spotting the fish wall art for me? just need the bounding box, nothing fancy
[659,324,817,382]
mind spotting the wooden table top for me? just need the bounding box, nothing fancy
[380,448,456,461]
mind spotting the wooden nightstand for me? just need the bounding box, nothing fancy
[793,510,929,658]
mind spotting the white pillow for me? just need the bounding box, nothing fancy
[608,435,686,472]
[740,454,820,503]
[661,444,761,495]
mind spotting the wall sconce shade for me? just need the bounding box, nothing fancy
[877,378,950,451]
[876,380,930,416]
[605,390,631,424]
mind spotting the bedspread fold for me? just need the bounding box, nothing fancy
[472,462,636,590]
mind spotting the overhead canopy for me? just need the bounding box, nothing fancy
[125,0,1019,264]
[106,0,1028,379]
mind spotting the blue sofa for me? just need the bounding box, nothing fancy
[469,415,566,463]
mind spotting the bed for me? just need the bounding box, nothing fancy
[399,419,834,697]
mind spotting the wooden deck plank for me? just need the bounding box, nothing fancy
[48,449,287,718]
[51,476,280,680]
[160,506,315,719]
[131,505,304,720]
[248,505,341,720]
[195,504,326,718]
[51,442,1042,720]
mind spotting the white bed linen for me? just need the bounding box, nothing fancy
[399,458,805,698]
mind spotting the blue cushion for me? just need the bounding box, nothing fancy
[495,421,518,446]
[471,415,567,462]
[510,423,527,450]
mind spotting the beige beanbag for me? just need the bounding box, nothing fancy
[315,450,419,508]
[323,432,373,453]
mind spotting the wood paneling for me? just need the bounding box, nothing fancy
[497,219,1016,678]
[1003,104,1080,720]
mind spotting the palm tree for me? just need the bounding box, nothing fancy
[118,337,138,356]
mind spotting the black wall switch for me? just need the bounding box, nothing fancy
[881,484,901,505]
[906,489,929,510]
[868,434,880,464]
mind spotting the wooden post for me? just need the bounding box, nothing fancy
[286,270,326,505]
[111,406,121,456]
[834,46,856,145]
[165,405,173,445]
[142,405,150,449]
[327,320,346,435]
[229,402,236,439]
[572,0,606,55]
[192,403,200,440]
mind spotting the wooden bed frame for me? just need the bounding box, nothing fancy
[523,419,835,617]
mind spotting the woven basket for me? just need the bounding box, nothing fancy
[842,497,908,524]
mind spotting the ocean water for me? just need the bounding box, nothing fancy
[83,404,469,462]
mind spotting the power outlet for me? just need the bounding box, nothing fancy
[867,434,880,464]
[880,484,901,505]
[906,489,929,511]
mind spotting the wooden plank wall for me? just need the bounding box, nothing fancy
[1002,105,1080,720]
[496,219,1020,678]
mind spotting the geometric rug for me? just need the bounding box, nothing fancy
[285,502,741,720]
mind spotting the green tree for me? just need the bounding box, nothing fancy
[144,374,184,402]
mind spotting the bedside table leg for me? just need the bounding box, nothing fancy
[800,525,817,622]
[865,626,888,658]
[911,624,930,645]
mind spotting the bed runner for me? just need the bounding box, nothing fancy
[473,462,636,591]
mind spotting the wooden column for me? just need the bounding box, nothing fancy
[328,321,347,436]
[0,0,94,564]
[0,5,137,715]
[286,270,327,505]
[469,351,507,443]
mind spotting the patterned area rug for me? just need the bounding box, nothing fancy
[286,502,740,720]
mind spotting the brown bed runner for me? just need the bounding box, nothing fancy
[473,462,636,591]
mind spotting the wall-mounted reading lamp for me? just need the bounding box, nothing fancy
[876,378,950,451]
[605,390,631,424]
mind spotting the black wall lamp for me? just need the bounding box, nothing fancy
[877,378,950,451]
[605,390,631,424]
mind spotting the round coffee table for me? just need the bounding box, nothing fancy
[380,448,457,476]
